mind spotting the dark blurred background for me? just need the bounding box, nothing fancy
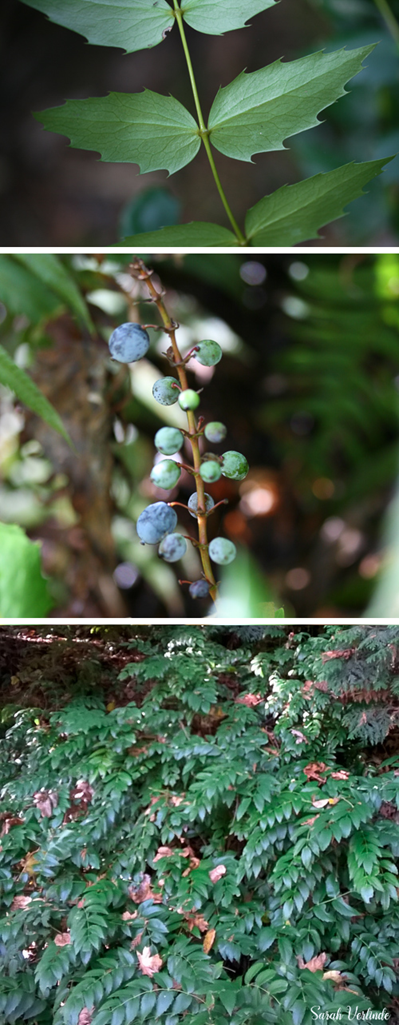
[1,0,399,245]
[1,250,399,618]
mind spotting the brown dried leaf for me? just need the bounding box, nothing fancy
[153,846,174,862]
[297,952,327,972]
[203,928,216,954]
[330,771,349,780]
[122,911,138,921]
[291,729,309,744]
[78,1008,94,1025]
[54,932,71,946]
[184,912,209,933]
[302,815,319,826]
[33,789,58,817]
[235,693,262,707]
[11,895,33,910]
[303,762,327,783]
[323,970,344,982]
[209,865,227,884]
[137,946,163,977]
[130,930,144,949]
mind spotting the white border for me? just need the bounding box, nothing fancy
[1,247,399,256]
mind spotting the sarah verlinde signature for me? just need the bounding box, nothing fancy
[310,1010,390,1022]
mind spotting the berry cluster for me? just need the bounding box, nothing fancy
[108,260,249,603]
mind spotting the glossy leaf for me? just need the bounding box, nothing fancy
[20,0,174,52]
[0,344,71,442]
[182,0,275,35]
[121,222,238,246]
[36,90,201,175]
[208,45,374,161]
[245,158,392,245]
[0,523,52,617]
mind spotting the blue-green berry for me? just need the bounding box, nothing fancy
[154,427,184,455]
[109,323,149,363]
[195,340,222,366]
[204,422,227,444]
[178,389,200,411]
[209,537,237,565]
[188,493,214,518]
[136,502,177,544]
[158,533,187,562]
[189,579,211,599]
[152,377,179,405]
[199,460,222,483]
[150,460,181,490]
[221,450,249,481]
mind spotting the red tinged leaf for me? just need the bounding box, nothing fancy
[235,693,263,706]
[33,789,58,817]
[303,762,327,783]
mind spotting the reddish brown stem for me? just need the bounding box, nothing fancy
[130,260,218,603]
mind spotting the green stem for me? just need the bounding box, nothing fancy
[172,0,247,244]
[373,0,399,47]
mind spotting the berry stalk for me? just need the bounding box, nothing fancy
[129,259,218,602]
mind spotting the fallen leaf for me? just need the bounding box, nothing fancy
[11,895,32,910]
[130,930,144,949]
[122,911,138,921]
[297,952,327,972]
[137,946,163,977]
[54,932,71,946]
[78,1008,94,1025]
[33,789,58,817]
[330,771,349,780]
[302,815,319,826]
[303,762,327,783]
[184,912,209,933]
[203,928,216,953]
[209,865,227,884]
[323,970,344,982]
[291,729,309,744]
[153,846,174,862]
[235,693,263,706]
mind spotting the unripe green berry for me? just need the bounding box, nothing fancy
[150,459,181,490]
[178,389,200,411]
[221,450,249,481]
[188,493,214,518]
[195,340,222,366]
[152,377,179,405]
[209,537,237,565]
[154,427,184,455]
[158,533,187,562]
[204,422,227,444]
[199,460,222,483]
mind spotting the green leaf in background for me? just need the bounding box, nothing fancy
[208,45,374,161]
[0,256,61,323]
[182,0,276,35]
[20,0,174,52]
[0,523,52,617]
[245,158,392,245]
[119,186,182,240]
[13,254,93,330]
[0,345,71,443]
[36,91,201,174]
[121,222,238,245]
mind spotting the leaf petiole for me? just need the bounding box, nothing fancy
[172,0,246,243]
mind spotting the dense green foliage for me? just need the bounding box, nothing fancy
[1,625,398,1023]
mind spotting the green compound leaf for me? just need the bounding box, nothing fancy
[20,0,175,53]
[208,45,374,161]
[0,523,52,617]
[120,222,238,245]
[245,158,393,245]
[12,254,93,330]
[0,344,71,443]
[36,91,201,175]
[182,0,276,35]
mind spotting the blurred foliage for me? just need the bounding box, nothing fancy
[1,251,399,617]
[293,0,399,242]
